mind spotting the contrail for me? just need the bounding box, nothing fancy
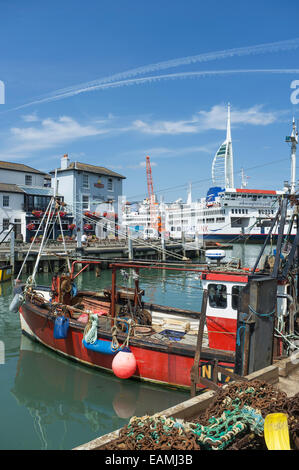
[6,38,299,111]
[10,68,299,111]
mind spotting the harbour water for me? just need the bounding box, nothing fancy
[0,243,273,450]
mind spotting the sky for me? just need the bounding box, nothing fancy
[0,0,299,202]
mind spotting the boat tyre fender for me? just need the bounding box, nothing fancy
[13,282,25,296]
[9,293,24,313]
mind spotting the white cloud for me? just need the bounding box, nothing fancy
[130,104,278,136]
[4,115,110,155]
[119,145,214,160]
[22,113,39,122]
[196,104,278,130]
[0,104,280,162]
[132,118,198,135]
[127,161,158,170]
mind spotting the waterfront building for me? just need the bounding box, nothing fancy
[50,155,126,238]
[0,161,70,242]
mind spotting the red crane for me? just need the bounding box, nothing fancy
[145,155,158,230]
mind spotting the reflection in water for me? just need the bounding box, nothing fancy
[0,281,12,298]
[11,335,188,449]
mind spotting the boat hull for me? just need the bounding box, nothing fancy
[0,265,12,283]
[19,301,235,390]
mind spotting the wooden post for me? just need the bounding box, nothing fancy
[133,268,139,308]
[190,290,208,397]
[111,267,116,322]
[128,235,133,260]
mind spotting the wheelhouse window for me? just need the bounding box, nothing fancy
[208,284,227,309]
[232,286,243,310]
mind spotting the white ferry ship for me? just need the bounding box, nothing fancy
[121,108,298,244]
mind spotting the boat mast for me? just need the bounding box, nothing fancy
[31,171,57,283]
[287,117,298,194]
[187,182,192,205]
[240,168,248,188]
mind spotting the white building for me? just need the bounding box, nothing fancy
[0,161,70,242]
[50,155,126,238]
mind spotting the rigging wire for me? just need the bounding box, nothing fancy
[69,203,190,262]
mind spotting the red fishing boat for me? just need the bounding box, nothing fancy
[17,260,238,390]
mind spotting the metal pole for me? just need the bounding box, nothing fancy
[182,231,186,258]
[272,197,288,278]
[252,203,281,274]
[195,231,200,257]
[10,227,15,274]
[161,230,166,261]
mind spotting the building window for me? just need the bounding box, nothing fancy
[25,174,32,186]
[208,284,227,309]
[3,195,9,207]
[83,173,89,189]
[3,218,10,231]
[82,195,89,210]
[14,219,21,237]
[107,178,113,191]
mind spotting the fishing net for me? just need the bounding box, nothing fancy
[102,380,299,450]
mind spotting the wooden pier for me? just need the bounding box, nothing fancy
[0,239,213,274]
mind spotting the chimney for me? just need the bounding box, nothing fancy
[61,154,70,170]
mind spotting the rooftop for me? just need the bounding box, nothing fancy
[0,161,50,176]
[18,185,54,196]
[50,161,126,179]
[0,183,25,194]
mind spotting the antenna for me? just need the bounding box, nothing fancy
[240,168,249,188]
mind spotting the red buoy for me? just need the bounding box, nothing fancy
[112,347,137,379]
